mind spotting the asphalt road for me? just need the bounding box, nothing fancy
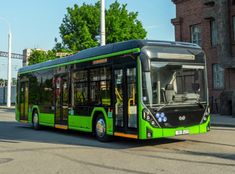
[0,108,235,174]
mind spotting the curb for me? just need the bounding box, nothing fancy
[211,123,235,128]
[0,106,15,109]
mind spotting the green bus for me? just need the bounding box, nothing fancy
[16,40,210,141]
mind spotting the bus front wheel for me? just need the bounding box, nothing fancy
[32,111,40,130]
[95,115,110,142]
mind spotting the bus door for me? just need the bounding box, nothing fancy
[54,74,69,128]
[19,81,29,121]
[114,66,138,136]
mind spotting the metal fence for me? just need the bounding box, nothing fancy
[0,86,16,104]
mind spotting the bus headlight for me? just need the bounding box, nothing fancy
[142,109,158,127]
[155,112,168,123]
[158,117,163,123]
[146,115,151,121]
[163,117,167,122]
[151,120,156,126]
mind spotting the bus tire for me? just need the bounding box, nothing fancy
[32,110,40,130]
[95,115,110,142]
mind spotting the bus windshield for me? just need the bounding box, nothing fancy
[142,61,207,107]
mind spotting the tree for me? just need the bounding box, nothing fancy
[57,1,147,51]
[58,3,100,51]
[106,1,147,43]
[0,79,7,87]
[28,50,56,65]
[12,78,17,86]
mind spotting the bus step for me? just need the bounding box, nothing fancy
[114,132,138,139]
[55,124,68,130]
[20,120,28,124]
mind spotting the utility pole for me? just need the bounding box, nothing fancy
[7,32,12,107]
[0,17,12,107]
[100,0,106,46]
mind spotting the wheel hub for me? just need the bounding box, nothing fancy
[96,118,106,137]
[33,113,38,125]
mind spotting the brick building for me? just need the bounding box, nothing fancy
[172,0,235,115]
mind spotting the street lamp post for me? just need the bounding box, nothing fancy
[7,31,12,107]
[0,17,12,107]
[100,0,106,46]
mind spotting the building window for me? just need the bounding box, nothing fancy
[211,19,217,47]
[190,24,201,46]
[232,0,235,5]
[233,16,235,41]
[213,64,224,89]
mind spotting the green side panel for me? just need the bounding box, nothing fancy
[137,57,147,139]
[91,107,113,135]
[39,113,54,126]
[106,117,113,135]
[28,110,33,123]
[199,115,211,133]
[138,107,146,139]
[40,122,54,127]
[68,115,92,132]
[15,105,20,122]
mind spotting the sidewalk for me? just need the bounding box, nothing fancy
[0,105,15,108]
[0,105,15,111]
[211,114,235,127]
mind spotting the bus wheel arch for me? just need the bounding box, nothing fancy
[92,111,110,142]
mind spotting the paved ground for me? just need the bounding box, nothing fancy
[0,108,235,174]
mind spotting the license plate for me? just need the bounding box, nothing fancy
[175,130,189,135]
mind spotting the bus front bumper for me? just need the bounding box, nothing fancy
[140,115,210,139]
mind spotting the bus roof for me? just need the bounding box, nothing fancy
[18,40,201,74]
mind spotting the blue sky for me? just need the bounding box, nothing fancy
[0,0,175,79]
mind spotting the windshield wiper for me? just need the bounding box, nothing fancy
[195,101,205,109]
[156,104,170,112]
[187,49,202,56]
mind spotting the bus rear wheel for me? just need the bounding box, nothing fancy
[32,111,40,130]
[95,115,110,142]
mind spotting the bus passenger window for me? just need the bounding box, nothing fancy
[73,70,88,105]
[114,69,124,127]
[90,67,111,106]
[127,68,137,128]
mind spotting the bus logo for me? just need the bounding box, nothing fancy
[179,115,186,121]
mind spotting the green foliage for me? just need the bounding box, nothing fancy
[106,1,147,43]
[59,3,100,51]
[0,79,7,86]
[12,78,17,86]
[58,1,147,51]
[0,78,16,86]
[28,50,56,65]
